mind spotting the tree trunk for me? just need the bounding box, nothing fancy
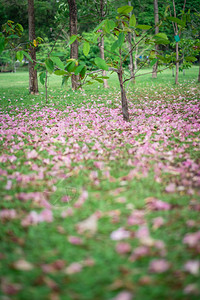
[175,40,179,84]
[128,0,135,83]
[152,0,159,78]
[133,32,138,71]
[98,0,109,88]
[198,57,200,82]
[68,0,79,89]
[99,36,109,88]
[28,0,38,94]
[117,69,130,122]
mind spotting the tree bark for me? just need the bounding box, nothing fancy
[128,0,135,83]
[133,32,138,71]
[198,56,200,82]
[99,35,109,88]
[99,0,109,88]
[117,69,130,122]
[175,40,179,84]
[28,0,38,94]
[68,0,79,89]
[152,0,159,78]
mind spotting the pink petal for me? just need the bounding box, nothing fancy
[149,259,170,273]
[110,228,131,240]
[115,242,131,254]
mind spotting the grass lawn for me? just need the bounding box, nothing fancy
[0,66,200,300]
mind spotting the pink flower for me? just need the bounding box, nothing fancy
[127,210,145,226]
[110,228,131,241]
[68,236,83,245]
[111,291,133,300]
[165,183,176,193]
[0,209,17,220]
[152,217,165,229]
[115,242,131,254]
[26,149,38,159]
[145,197,171,211]
[183,231,200,247]
[64,262,82,275]
[184,260,199,275]
[149,259,170,273]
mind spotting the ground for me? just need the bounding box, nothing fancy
[0,67,200,300]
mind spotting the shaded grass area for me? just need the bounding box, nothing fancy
[0,68,200,300]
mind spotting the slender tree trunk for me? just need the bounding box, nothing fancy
[117,69,130,122]
[28,0,38,94]
[128,0,135,83]
[99,0,109,88]
[99,36,109,88]
[152,0,159,78]
[172,67,174,77]
[198,56,200,82]
[68,0,79,89]
[175,39,179,84]
[133,32,138,71]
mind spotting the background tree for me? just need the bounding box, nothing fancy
[127,0,135,83]
[96,0,109,88]
[67,0,79,89]
[152,0,159,78]
[28,0,38,94]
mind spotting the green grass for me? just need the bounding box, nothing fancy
[0,67,200,300]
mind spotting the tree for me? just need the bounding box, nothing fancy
[152,0,159,78]
[28,0,38,94]
[169,0,186,84]
[67,0,79,89]
[127,0,135,83]
[97,0,109,88]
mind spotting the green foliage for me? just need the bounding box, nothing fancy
[45,58,54,74]
[83,41,90,56]
[117,5,133,15]
[94,57,108,71]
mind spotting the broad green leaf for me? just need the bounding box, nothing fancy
[66,61,76,72]
[155,33,168,40]
[185,56,197,62]
[154,32,169,45]
[74,64,85,75]
[16,23,24,32]
[45,58,54,74]
[111,40,119,52]
[105,19,115,33]
[54,70,67,75]
[83,42,90,56]
[93,20,105,32]
[80,66,87,79]
[39,72,46,85]
[136,24,152,30]
[94,57,108,71]
[68,35,77,45]
[117,5,133,15]
[118,32,125,48]
[150,58,157,67]
[129,14,136,27]
[167,16,185,27]
[16,50,24,62]
[50,56,64,70]
[21,51,33,62]
[0,36,5,53]
[62,75,69,86]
